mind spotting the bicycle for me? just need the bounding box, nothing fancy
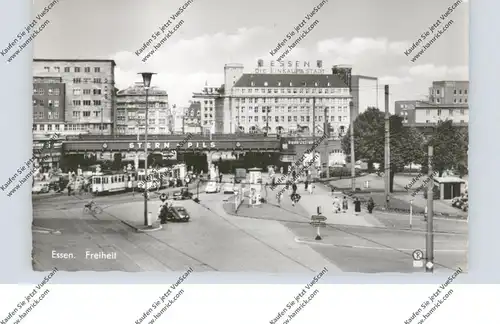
[83,203,103,215]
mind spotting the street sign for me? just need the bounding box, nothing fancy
[412,249,424,261]
[426,262,434,270]
[413,260,424,268]
[310,222,326,227]
[311,215,327,221]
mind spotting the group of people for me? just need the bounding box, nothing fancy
[332,195,375,215]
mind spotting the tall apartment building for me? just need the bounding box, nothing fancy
[350,75,384,119]
[32,59,116,135]
[221,62,352,136]
[32,76,66,168]
[394,100,418,124]
[192,85,224,134]
[115,82,170,135]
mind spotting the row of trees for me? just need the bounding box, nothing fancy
[341,107,468,192]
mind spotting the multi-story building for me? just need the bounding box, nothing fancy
[394,100,418,124]
[350,75,384,119]
[221,61,352,137]
[33,59,116,135]
[115,82,170,135]
[183,101,201,134]
[32,76,66,169]
[399,80,469,128]
[192,85,224,134]
[428,81,469,105]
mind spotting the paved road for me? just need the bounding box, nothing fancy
[33,175,467,273]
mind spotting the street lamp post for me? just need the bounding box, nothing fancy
[139,72,156,227]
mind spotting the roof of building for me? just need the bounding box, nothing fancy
[117,82,168,96]
[233,74,348,88]
[34,58,116,66]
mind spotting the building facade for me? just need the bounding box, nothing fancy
[221,61,353,137]
[192,86,224,134]
[394,100,418,124]
[428,81,469,105]
[351,75,383,119]
[32,59,116,135]
[115,82,170,135]
[399,80,469,127]
[32,76,66,169]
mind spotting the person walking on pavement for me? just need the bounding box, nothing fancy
[333,196,341,213]
[367,197,375,214]
[342,196,348,213]
[292,182,297,195]
[308,183,314,195]
[354,197,361,215]
[304,180,309,191]
[219,173,223,183]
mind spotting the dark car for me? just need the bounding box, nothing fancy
[165,206,190,222]
[173,188,194,200]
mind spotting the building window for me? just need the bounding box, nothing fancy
[95,67,101,73]
[83,100,91,106]
[54,88,60,95]
[74,67,81,72]
[84,67,90,73]
[93,100,101,105]
[454,89,457,94]
[338,116,342,122]
[72,111,80,118]
[449,109,453,116]
[73,88,81,95]
[459,90,462,94]
[44,66,50,72]
[47,111,52,119]
[73,78,81,84]
[48,89,53,95]
[47,124,52,131]
[54,112,59,119]
[93,88,102,95]
[464,89,468,94]
[459,98,462,103]
[38,88,44,95]
[454,99,457,103]
[436,98,440,103]
[436,89,440,95]
[460,120,465,123]
[460,109,465,115]
[426,109,430,115]
[83,89,91,95]
[437,109,441,116]
[83,111,90,117]
[465,98,468,103]
[93,78,102,84]
[64,67,70,72]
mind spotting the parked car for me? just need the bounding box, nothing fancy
[205,181,220,193]
[32,181,50,194]
[222,183,235,194]
[172,188,194,200]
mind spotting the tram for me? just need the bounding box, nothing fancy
[91,172,132,195]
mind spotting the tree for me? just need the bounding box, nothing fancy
[418,120,468,177]
[342,107,425,192]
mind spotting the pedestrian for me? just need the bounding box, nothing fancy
[342,196,348,213]
[308,183,313,195]
[333,196,341,213]
[292,182,297,194]
[67,183,72,196]
[304,180,309,191]
[354,197,361,215]
[367,197,375,214]
[219,173,223,183]
[331,186,335,196]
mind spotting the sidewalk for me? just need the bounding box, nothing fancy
[295,184,383,227]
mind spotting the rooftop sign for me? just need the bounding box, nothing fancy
[254,60,326,74]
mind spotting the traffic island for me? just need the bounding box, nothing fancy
[135,224,163,232]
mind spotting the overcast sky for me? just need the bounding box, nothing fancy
[32,0,469,110]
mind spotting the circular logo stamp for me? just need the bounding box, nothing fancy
[412,249,424,261]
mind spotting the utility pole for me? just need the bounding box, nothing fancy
[324,106,329,178]
[349,101,355,191]
[384,85,390,209]
[265,104,269,136]
[426,145,434,272]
